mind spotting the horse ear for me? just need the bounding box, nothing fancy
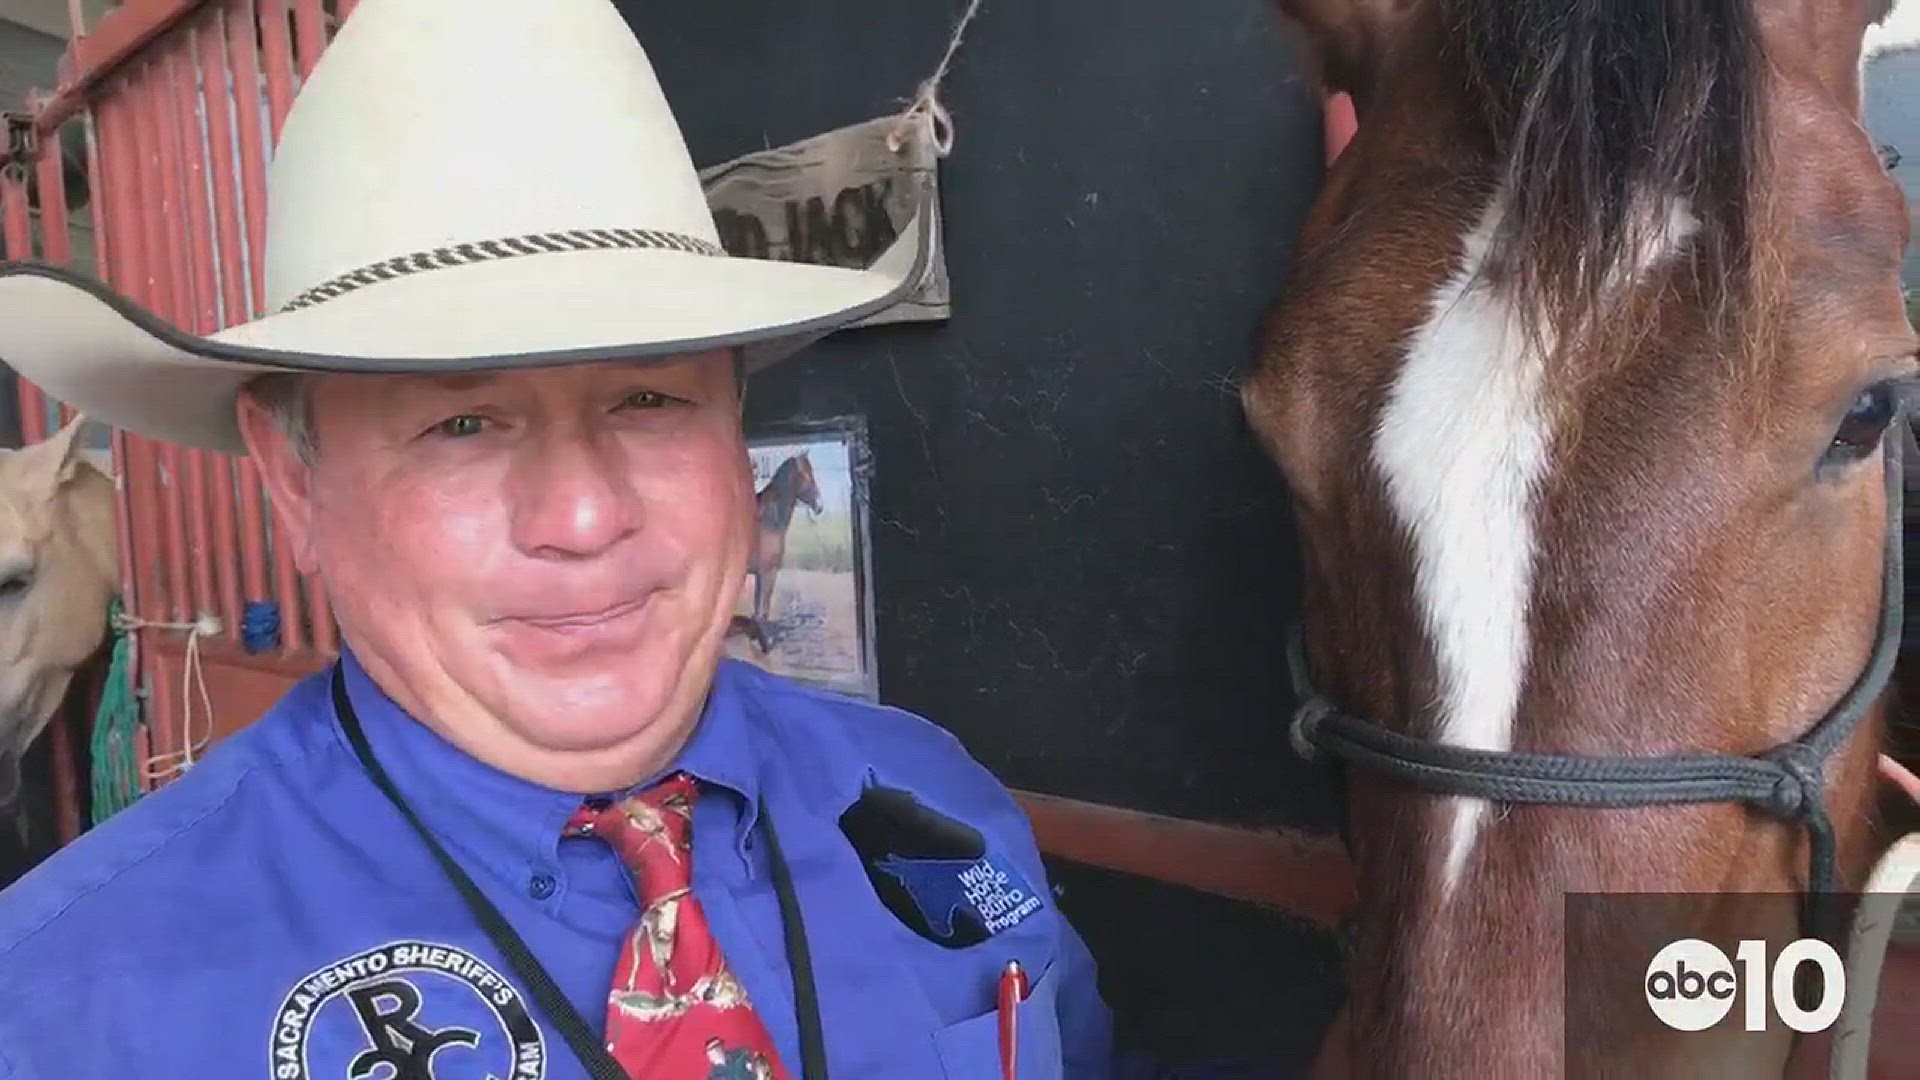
[10,414,97,499]
[1272,0,1419,99]
[1865,0,1920,60]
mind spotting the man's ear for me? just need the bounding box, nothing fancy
[234,384,320,575]
[1273,0,1419,102]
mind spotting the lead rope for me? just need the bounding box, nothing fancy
[1829,763,1920,1080]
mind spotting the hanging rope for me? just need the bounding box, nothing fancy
[886,0,986,156]
[88,597,142,824]
[101,607,223,786]
[88,598,256,822]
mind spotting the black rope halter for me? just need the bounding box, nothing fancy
[1289,423,1909,944]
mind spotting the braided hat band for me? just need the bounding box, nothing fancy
[277,227,727,314]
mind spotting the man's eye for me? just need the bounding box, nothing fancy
[619,390,673,410]
[434,415,489,438]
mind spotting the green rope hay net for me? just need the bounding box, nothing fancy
[89,597,144,824]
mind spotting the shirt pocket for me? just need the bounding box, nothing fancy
[929,957,1064,1080]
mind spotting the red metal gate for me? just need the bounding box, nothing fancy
[3,0,356,843]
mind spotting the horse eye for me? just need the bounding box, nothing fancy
[0,572,32,599]
[1825,381,1898,468]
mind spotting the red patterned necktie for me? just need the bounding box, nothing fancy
[565,772,792,1080]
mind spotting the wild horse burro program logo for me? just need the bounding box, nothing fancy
[839,774,1045,949]
[271,940,545,1080]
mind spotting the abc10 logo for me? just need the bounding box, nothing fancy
[1642,937,1845,1033]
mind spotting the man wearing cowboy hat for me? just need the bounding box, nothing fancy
[0,1,1114,1077]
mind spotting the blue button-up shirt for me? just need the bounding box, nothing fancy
[0,650,1113,1079]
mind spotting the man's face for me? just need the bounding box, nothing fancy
[236,351,753,791]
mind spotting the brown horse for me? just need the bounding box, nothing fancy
[0,417,118,843]
[731,451,822,654]
[1242,0,1916,1076]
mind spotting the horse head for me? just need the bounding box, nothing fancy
[1243,0,1915,1074]
[793,452,823,517]
[0,416,119,818]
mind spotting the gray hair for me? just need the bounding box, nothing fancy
[243,372,319,467]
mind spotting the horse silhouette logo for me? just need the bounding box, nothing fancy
[839,774,1044,948]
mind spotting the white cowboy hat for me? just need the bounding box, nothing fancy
[0,0,934,454]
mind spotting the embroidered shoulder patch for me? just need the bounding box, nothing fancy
[839,774,1045,948]
[271,940,545,1079]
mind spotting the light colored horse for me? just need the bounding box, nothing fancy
[0,416,118,839]
[1244,0,1916,1075]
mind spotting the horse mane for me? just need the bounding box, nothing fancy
[756,454,805,531]
[763,454,802,499]
[1441,0,1767,363]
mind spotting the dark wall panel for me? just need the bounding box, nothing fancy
[622,0,1337,829]
[618,2,1345,1067]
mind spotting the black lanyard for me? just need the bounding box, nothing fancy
[329,665,829,1080]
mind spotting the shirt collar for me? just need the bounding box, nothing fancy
[327,645,766,868]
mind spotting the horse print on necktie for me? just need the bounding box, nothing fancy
[565,773,789,1080]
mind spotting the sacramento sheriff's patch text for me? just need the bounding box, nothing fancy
[272,940,544,1080]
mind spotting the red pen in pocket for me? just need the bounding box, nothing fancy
[998,959,1028,1080]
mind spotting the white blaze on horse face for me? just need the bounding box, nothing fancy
[1373,198,1550,897]
[1373,194,1697,896]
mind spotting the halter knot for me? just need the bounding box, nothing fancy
[1755,742,1824,822]
[1290,696,1332,765]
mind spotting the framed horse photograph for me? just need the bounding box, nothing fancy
[724,415,881,701]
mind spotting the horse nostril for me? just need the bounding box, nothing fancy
[0,574,32,599]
